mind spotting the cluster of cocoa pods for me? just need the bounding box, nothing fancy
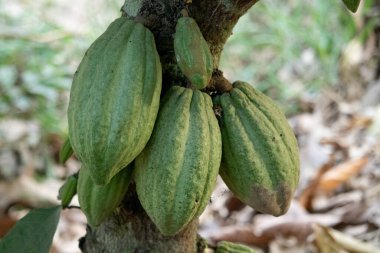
[60,14,300,237]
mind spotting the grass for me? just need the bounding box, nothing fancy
[220,0,358,114]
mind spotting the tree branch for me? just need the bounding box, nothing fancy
[122,0,259,92]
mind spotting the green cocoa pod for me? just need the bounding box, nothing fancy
[68,17,162,185]
[59,138,73,164]
[215,241,256,253]
[174,17,213,89]
[58,174,78,209]
[77,164,133,227]
[213,81,300,216]
[135,86,222,236]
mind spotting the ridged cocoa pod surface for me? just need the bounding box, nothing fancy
[68,17,162,185]
[174,17,213,89]
[77,164,133,227]
[135,86,222,236]
[213,81,300,216]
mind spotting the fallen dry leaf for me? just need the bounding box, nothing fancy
[0,174,61,213]
[313,223,380,253]
[342,115,374,132]
[224,195,246,214]
[298,162,334,211]
[312,190,363,212]
[0,215,17,237]
[313,223,350,253]
[317,156,369,193]
[207,202,342,248]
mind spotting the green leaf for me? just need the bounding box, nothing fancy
[59,138,73,164]
[0,205,61,253]
[58,174,78,208]
[342,0,360,13]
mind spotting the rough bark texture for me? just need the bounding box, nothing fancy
[81,185,201,252]
[122,0,258,93]
[81,0,259,252]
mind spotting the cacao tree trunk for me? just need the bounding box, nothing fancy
[80,1,258,252]
[80,186,202,252]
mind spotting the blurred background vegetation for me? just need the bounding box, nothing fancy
[1,0,374,135]
[221,0,375,114]
[0,0,120,135]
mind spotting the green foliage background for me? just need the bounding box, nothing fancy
[0,0,120,135]
[221,0,359,114]
[0,0,369,135]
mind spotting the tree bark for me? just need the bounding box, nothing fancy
[80,1,258,252]
[80,185,202,253]
[122,0,258,93]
